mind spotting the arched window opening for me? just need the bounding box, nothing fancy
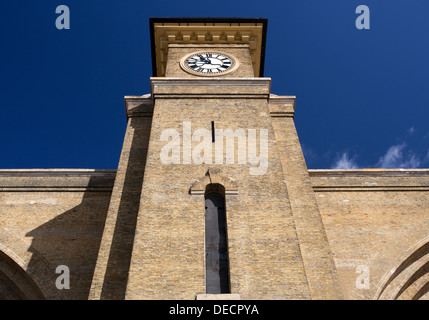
[204,183,230,294]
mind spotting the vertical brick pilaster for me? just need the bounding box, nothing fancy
[270,98,343,300]
[89,106,152,300]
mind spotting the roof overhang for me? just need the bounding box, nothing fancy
[149,17,268,77]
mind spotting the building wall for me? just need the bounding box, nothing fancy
[0,170,114,299]
[310,169,429,300]
[1,168,428,300]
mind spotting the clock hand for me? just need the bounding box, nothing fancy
[199,56,211,64]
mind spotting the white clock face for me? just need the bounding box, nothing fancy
[180,51,239,76]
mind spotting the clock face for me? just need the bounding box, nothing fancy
[180,51,239,76]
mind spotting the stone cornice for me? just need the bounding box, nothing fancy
[124,94,154,118]
[309,169,429,192]
[312,185,429,192]
[309,169,429,177]
[0,169,116,192]
[0,169,116,176]
[150,77,271,99]
[269,94,296,118]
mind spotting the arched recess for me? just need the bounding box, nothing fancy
[375,236,429,300]
[204,183,230,294]
[0,228,67,300]
[190,169,238,296]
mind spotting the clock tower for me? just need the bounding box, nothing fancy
[89,18,343,300]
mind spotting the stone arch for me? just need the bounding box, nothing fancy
[189,168,238,196]
[375,235,429,300]
[0,250,44,299]
[0,228,67,300]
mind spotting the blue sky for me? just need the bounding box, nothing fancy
[0,0,428,170]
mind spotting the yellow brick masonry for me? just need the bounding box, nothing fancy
[124,76,311,299]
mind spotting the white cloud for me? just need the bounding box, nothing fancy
[331,152,359,169]
[375,143,421,168]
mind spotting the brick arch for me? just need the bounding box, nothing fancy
[189,168,238,196]
[0,250,44,299]
[375,235,429,300]
[0,228,67,300]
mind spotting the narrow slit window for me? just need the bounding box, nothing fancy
[204,184,230,294]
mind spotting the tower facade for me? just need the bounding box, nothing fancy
[89,18,343,300]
